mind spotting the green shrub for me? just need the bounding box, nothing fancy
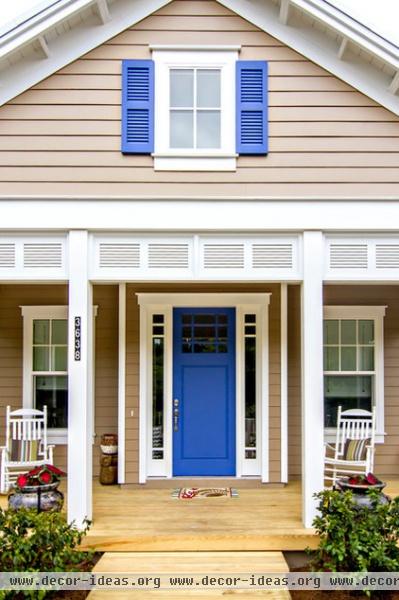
[311,488,399,573]
[0,508,94,599]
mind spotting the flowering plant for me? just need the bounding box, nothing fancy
[347,472,381,486]
[16,464,66,490]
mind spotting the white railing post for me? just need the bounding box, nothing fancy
[67,230,93,527]
[301,231,324,528]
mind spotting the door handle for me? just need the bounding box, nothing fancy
[173,398,179,432]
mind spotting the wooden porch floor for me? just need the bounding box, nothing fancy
[84,480,312,552]
[2,479,399,552]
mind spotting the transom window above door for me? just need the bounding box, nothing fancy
[170,68,221,150]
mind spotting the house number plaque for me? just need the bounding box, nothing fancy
[74,316,81,361]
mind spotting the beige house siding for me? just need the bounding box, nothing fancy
[0,0,398,197]
[0,284,118,475]
[124,283,281,484]
[92,285,119,477]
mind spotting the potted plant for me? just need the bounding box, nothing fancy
[8,464,66,512]
[335,472,390,508]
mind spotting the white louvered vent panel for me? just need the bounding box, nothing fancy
[0,244,15,267]
[203,244,245,269]
[23,243,63,268]
[99,243,140,268]
[329,244,368,269]
[376,245,399,269]
[148,244,189,269]
[252,244,293,269]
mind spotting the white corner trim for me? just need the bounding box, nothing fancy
[138,298,148,484]
[260,302,269,483]
[280,283,288,483]
[117,283,126,484]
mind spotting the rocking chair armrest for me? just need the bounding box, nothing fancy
[324,442,336,456]
[0,445,10,459]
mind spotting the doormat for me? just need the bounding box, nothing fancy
[172,487,238,499]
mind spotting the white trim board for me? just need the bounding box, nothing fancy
[5,201,399,233]
[136,292,271,483]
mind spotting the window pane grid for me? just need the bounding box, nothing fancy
[33,318,67,373]
[323,318,375,428]
[170,68,221,149]
[32,318,68,430]
[323,319,375,374]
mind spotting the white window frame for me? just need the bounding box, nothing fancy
[151,46,240,172]
[137,293,270,483]
[21,305,68,444]
[323,305,386,443]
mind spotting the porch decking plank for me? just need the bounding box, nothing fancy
[87,551,291,599]
[81,480,317,551]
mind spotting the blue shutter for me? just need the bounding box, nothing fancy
[121,60,154,154]
[236,61,268,155]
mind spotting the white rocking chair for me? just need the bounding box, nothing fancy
[0,406,54,493]
[324,406,376,487]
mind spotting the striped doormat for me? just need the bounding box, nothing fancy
[172,487,238,499]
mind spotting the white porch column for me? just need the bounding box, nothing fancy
[301,231,324,528]
[67,230,93,527]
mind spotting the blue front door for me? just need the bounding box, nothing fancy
[173,307,236,476]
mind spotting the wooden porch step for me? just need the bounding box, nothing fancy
[88,551,291,599]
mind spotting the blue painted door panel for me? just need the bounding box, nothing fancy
[173,307,236,476]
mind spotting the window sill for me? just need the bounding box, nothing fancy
[153,154,237,172]
[48,429,67,445]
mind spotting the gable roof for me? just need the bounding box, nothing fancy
[0,0,398,114]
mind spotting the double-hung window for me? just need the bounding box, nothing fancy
[323,306,386,441]
[21,306,68,443]
[152,48,237,171]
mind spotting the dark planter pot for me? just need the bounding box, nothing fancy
[8,482,64,512]
[336,478,390,509]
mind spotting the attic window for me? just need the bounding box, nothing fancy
[151,48,238,171]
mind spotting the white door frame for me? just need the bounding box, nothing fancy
[136,293,271,483]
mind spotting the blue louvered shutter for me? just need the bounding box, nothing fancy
[121,59,154,154]
[236,61,268,155]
